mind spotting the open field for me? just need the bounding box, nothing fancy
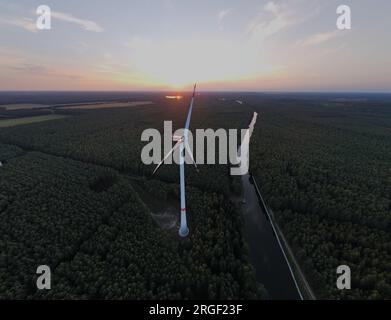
[0,104,49,111]
[0,115,68,128]
[58,101,153,110]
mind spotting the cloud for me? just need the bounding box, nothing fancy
[297,30,341,46]
[10,63,47,73]
[0,11,103,33]
[0,48,26,65]
[246,1,294,43]
[0,48,82,80]
[9,62,82,80]
[51,11,103,32]
[246,0,326,45]
[264,1,280,15]
[0,17,37,32]
[218,8,232,23]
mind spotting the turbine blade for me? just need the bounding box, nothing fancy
[184,84,197,130]
[185,143,199,172]
[152,140,182,176]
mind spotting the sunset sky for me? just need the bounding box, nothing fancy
[0,0,390,92]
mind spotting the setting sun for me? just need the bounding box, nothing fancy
[165,95,183,100]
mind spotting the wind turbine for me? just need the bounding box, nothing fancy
[153,84,198,237]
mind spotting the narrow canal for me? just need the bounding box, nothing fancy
[240,111,301,300]
[241,173,301,299]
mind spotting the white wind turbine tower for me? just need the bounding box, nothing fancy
[153,84,198,237]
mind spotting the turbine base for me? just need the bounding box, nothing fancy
[179,227,189,237]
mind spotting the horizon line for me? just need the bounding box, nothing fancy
[1,90,391,94]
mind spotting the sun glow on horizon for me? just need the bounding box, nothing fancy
[120,37,281,90]
[166,95,183,100]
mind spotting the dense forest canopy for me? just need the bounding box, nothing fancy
[0,97,262,299]
[248,95,391,299]
[1,92,390,299]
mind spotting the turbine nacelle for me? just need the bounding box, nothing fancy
[173,135,183,142]
[152,136,198,176]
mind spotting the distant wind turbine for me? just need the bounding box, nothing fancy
[153,84,198,237]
